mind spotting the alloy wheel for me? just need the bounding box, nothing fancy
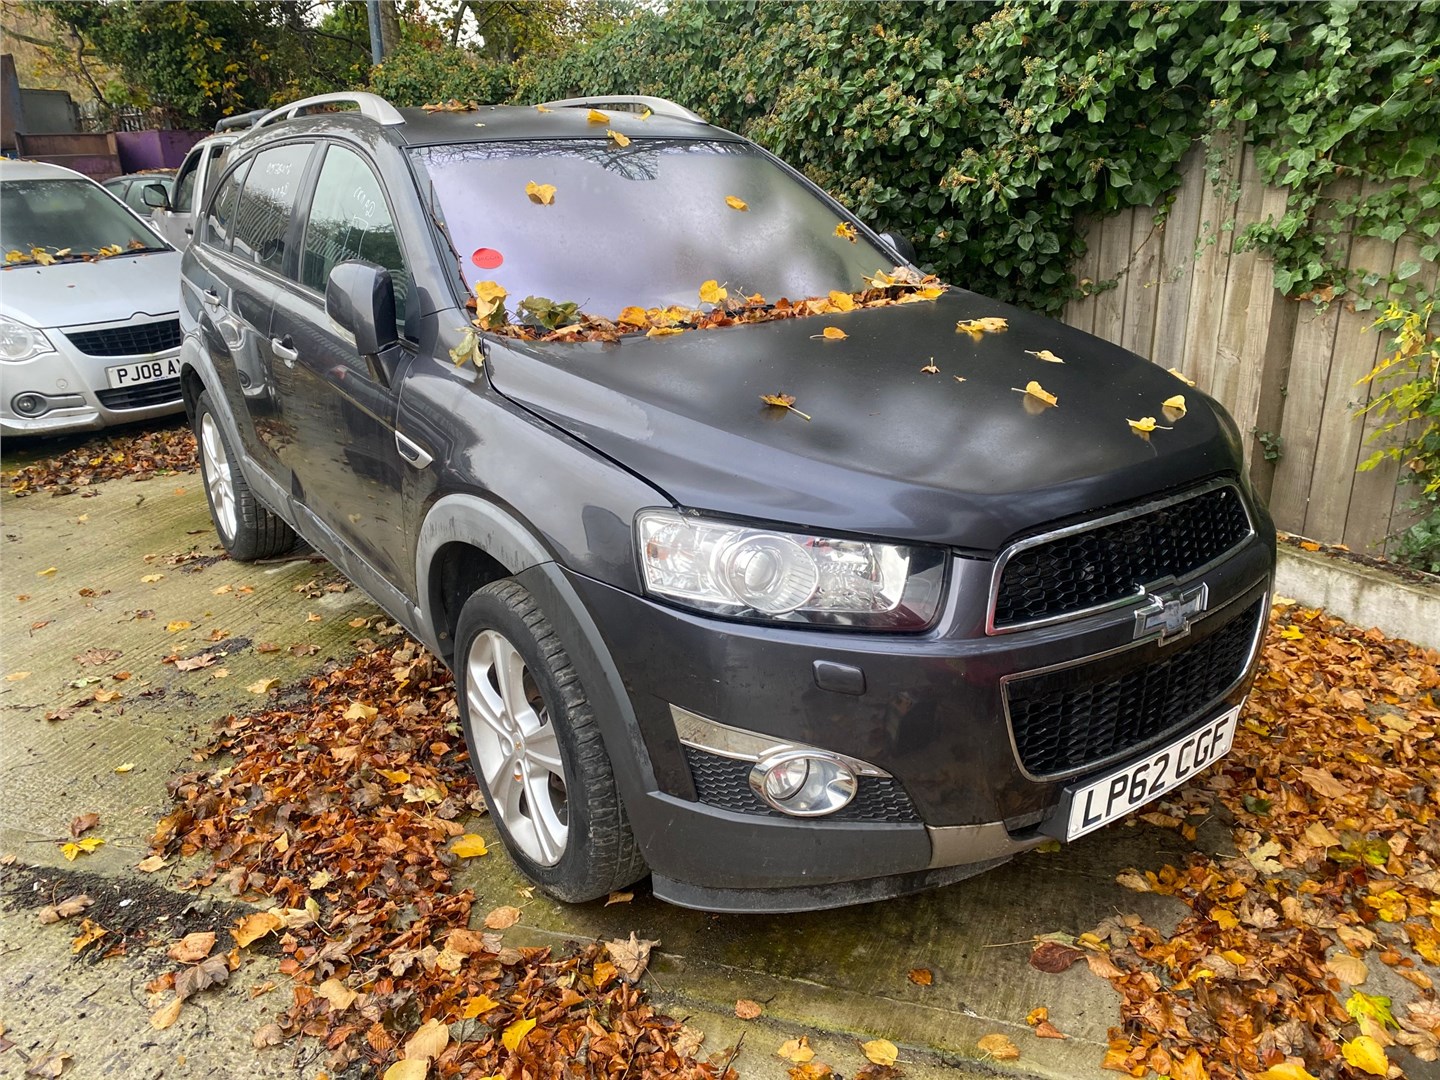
[200,412,237,541]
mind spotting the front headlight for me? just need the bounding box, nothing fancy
[636,509,946,629]
[0,315,55,363]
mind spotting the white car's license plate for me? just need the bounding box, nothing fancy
[106,356,180,389]
[1063,704,1242,840]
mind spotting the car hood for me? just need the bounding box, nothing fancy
[485,291,1247,553]
[0,251,181,329]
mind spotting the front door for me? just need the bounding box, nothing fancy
[267,142,416,585]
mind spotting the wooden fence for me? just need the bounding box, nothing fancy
[1061,135,1437,556]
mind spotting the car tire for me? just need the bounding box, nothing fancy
[455,579,647,902]
[194,391,295,561]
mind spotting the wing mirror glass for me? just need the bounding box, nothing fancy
[142,183,171,209]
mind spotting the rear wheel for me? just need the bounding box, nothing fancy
[455,579,646,902]
[194,391,295,561]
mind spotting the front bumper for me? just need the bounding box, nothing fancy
[554,506,1274,911]
[0,315,183,437]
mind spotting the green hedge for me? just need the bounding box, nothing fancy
[369,41,513,108]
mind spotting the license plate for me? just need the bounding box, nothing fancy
[106,356,180,389]
[1061,704,1242,841]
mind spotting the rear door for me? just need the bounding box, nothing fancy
[153,139,229,250]
[266,141,416,584]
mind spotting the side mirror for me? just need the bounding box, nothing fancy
[879,229,917,266]
[142,183,171,209]
[326,260,401,385]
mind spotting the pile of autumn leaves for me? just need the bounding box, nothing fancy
[140,642,728,1080]
[6,421,198,497]
[1057,602,1440,1080]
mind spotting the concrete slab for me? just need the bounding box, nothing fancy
[1275,542,1440,650]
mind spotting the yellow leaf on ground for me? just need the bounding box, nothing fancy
[1342,1036,1388,1076]
[166,620,192,633]
[150,997,182,1030]
[452,834,489,858]
[1326,953,1369,985]
[586,108,608,123]
[248,678,279,694]
[1257,1064,1319,1080]
[71,917,106,953]
[344,701,377,721]
[699,279,728,304]
[1025,1007,1049,1025]
[60,837,104,861]
[316,978,358,1011]
[377,769,410,784]
[777,1037,815,1063]
[136,855,169,873]
[606,128,630,147]
[463,994,501,1018]
[403,1018,450,1061]
[525,181,557,205]
[383,1062,429,1080]
[725,195,748,211]
[37,566,57,577]
[861,1039,898,1066]
[141,573,163,583]
[114,762,135,773]
[977,1033,1019,1060]
[4,671,29,681]
[233,910,284,948]
[501,1017,536,1052]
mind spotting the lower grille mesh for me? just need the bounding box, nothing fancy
[96,378,182,410]
[1006,599,1263,778]
[684,746,920,823]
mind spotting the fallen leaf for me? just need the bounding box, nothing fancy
[777,1037,815,1063]
[1326,953,1369,985]
[150,996,182,1030]
[37,566,57,577]
[232,910,284,948]
[69,812,100,837]
[788,1063,834,1080]
[725,195,748,211]
[1034,1021,1068,1040]
[165,620,192,633]
[699,279,728,304]
[1257,1065,1319,1080]
[4,671,30,681]
[38,894,92,924]
[585,108,608,123]
[91,688,121,703]
[1128,416,1158,433]
[452,834,489,858]
[501,1017,536,1053]
[402,1018,450,1061]
[316,978,359,1011]
[1025,349,1065,363]
[114,762,135,773]
[524,181,556,205]
[1025,1006,1049,1025]
[383,1062,429,1080]
[174,653,216,671]
[908,967,933,986]
[1167,367,1196,386]
[977,1033,1020,1060]
[135,855,169,873]
[71,917,106,953]
[1297,767,1348,799]
[462,994,500,1018]
[646,325,684,337]
[955,316,1008,339]
[835,222,857,242]
[813,326,848,340]
[605,891,633,906]
[140,573,163,583]
[606,128,630,147]
[247,678,279,694]
[607,931,659,983]
[735,999,763,1020]
[1162,394,1187,414]
[484,905,522,929]
[921,361,940,374]
[760,392,812,421]
[343,701,378,721]
[252,1022,285,1049]
[174,953,230,999]
[168,931,216,963]
[861,1039,898,1066]
[1029,940,1083,972]
[60,837,104,860]
[1341,1036,1389,1075]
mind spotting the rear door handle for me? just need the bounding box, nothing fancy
[201,288,221,308]
[270,335,299,365]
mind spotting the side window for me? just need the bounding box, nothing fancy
[172,152,201,213]
[300,145,411,338]
[231,143,312,274]
[205,160,249,249]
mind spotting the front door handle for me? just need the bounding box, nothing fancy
[395,432,432,469]
[201,288,221,308]
[270,335,299,366]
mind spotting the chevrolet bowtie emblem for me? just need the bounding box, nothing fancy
[1134,583,1209,644]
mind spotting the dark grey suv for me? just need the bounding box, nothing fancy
[177,91,1274,912]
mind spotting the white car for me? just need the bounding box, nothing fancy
[0,159,184,437]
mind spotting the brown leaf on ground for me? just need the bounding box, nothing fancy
[232,910,283,948]
[1034,1020,1068,1040]
[402,1018,449,1060]
[735,998,763,1020]
[252,1022,284,1048]
[1029,940,1083,973]
[977,1033,1020,1060]
[166,931,215,963]
[483,905,521,929]
[907,967,933,985]
[150,997,182,1030]
[861,1038,899,1066]
[174,954,229,1000]
[68,813,99,838]
[38,894,92,924]
[788,1063,834,1080]
[777,1036,815,1063]
[607,931,659,983]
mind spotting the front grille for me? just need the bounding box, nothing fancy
[95,378,182,410]
[1005,598,1263,779]
[992,483,1252,629]
[65,319,181,357]
[683,746,921,824]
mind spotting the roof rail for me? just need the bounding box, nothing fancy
[536,95,705,124]
[214,107,268,133]
[255,92,404,129]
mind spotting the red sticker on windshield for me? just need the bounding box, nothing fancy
[472,247,503,269]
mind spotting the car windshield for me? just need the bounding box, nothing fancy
[410,139,892,316]
[0,178,167,256]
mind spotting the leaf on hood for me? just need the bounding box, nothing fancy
[617,306,649,327]
[646,325,684,337]
[921,360,940,374]
[1167,367,1197,386]
[449,328,482,367]
[861,1039,898,1066]
[955,316,1008,339]
[827,290,856,312]
[812,326,848,341]
[1025,348,1065,363]
[1162,394,1187,414]
[699,279,728,304]
[534,104,553,113]
[1128,416,1159,433]
[586,108,608,123]
[1012,381,1058,407]
[607,931,659,983]
[760,393,812,421]
[977,1033,1020,1060]
[835,222,857,242]
[725,195,748,211]
[525,181,557,205]
[606,128,630,147]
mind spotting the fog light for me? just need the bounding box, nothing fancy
[12,392,47,417]
[749,750,858,817]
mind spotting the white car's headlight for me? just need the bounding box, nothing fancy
[637,509,946,629]
[0,315,55,363]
